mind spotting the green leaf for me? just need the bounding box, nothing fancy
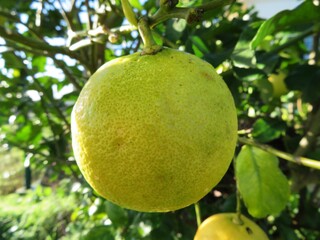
[15,124,32,142]
[105,201,128,227]
[252,118,286,143]
[121,0,138,26]
[190,35,209,58]
[251,1,320,48]
[231,26,257,68]
[234,67,266,82]
[82,226,114,240]
[236,145,290,218]
[32,56,47,72]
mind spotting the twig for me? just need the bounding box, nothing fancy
[57,0,74,31]
[0,26,79,59]
[149,0,234,28]
[238,137,320,170]
[0,10,43,40]
[84,0,93,30]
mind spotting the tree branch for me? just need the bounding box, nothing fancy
[238,137,320,170]
[0,25,80,59]
[149,0,234,27]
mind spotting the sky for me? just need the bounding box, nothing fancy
[242,0,302,18]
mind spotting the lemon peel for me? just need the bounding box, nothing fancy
[194,213,269,240]
[71,48,237,212]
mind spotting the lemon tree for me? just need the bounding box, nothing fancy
[71,47,238,212]
[2,0,320,239]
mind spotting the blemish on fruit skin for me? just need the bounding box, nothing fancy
[246,227,253,235]
[201,72,212,80]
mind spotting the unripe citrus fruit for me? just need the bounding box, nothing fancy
[71,48,237,212]
[268,71,288,98]
[194,213,269,240]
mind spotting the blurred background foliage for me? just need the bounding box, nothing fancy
[0,0,320,239]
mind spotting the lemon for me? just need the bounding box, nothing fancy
[71,48,237,212]
[194,213,269,240]
[268,71,288,98]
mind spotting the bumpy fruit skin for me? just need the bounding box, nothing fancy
[71,48,237,212]
[194,213,269,240]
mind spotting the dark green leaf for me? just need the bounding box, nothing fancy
[234,67,266,82]
[105,201,128,227]
[190,35,209,57]
[252,118,286,143]
[231,26,257,68]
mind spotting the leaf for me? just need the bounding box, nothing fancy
[105,201,128,227]
[252,118,286,143]
[82,226,114,240]
[15,124,32,142]
[129,0,143,10]
[234,67,266,82]
[236,145,290,218]
[231,26,257,68]
[121,0,138,26]
[32,56,47,72]
[190,35,209,58]
[251,1,320,48]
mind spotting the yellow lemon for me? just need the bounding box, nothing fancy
[71,48,237,212]
[194,213,269,240]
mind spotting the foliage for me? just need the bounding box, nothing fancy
[0,0,320,239]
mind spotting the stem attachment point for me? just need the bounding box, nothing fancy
[138,17,162,55]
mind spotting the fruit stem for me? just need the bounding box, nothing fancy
[233,157,244,225]
[137,17,162,55]
[194,202,202,227]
